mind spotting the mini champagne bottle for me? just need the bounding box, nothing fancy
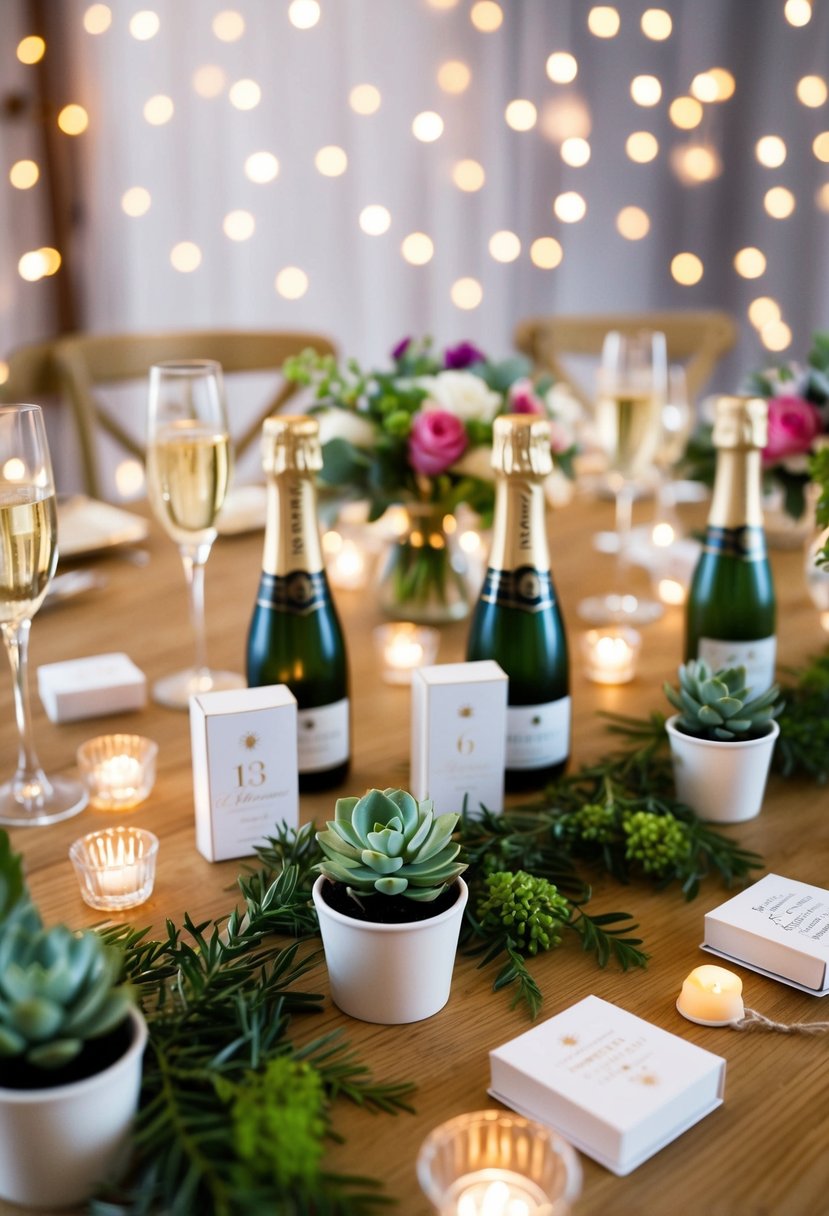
[685,395,776,692]
[246,415,350,791]
[466,414,570,789]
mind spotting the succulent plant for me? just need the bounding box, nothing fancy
[315,787,467,902]
[664,659,783,742]
[0,831,134,1074]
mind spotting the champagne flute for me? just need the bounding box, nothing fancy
[579,330,667,626]
[146,360,245,709]
[651,364,693,539]
[0,404,88,825]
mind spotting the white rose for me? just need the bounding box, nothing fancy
[416,371,502,422]
[544,383,585,429]
[316,408,375,449]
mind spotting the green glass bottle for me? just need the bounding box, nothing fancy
[466,414,570,790]
[246,415,350,791]
[685,395,776,693]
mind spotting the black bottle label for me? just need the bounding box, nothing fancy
[702,525,766,561]
[256,571,329,615]
[479,566,555,613]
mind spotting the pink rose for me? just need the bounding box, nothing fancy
[763,395,823,465]
[408,409,468,475]
[508,377,545,415]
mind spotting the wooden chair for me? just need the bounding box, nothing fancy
[514,311,738,410]
[55,329,337,499]
[0,338,64,405]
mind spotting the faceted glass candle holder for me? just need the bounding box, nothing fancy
[69,826,159,911]
[417,1110,582,1216]
[76,734,158,811]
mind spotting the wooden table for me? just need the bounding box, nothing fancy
[2,492,829,1216]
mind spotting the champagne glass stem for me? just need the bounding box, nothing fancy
[613,481,635,597]
[2,619,48,797]
[181,545,211,679]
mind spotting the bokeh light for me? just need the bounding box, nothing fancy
[756,135,787,167]
[470,2,503,32]
[784,0,812,24]
[170,242,202,272]
[244,152,279,183]
[115,460,145,499]
[761,320,792,352]
[671,252,704,285]
[797,75,828,106]
[121,186,151,217]
[561,137,591,166]
[669,96,703,129]
[9,160,39,190]
[275,267,309,298]
[553,191,587,223]
[83,5,112,34]
[748,297,781,329]
[812,132,829,162]
[764,186,796,218]
[350,84,381,115]
[437,61,471,93]
[452,159,485,191]
[401,233,434,265]
[213,10,245,41]
[733,247,766,278]
[671,144,722,184]
[223,210,255,240]
[315,145,348,176]
[57,104,89,135]
[546,52,578,84]
[130,10,160,40]
[288,0,321,28]
[641,8,672,39]
[626,131,659,163]
[708,68,736,101]
[587,7,620,37]
[193,65,227,98]
[690,72,718,102]
[616,206,651,240]
[488,230,521,262]
[412,111,444,141]
[631,75,662,106]
[450,277,483,309]
[17,36,46,64]
[143,95,174,125]
[817,183,829,212]
[18,250,49,282]
[359,205,391,235]
[229,79,261,110]
[530,237,563,269]
[505,100,537,131]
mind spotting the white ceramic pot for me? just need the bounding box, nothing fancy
[666,715,780,824]
[0,1006,147,1209]
[312,875,468,1024]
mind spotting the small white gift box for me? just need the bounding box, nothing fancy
[703,873,829,995]
[410,660,507,816]
[489,994,726,1176]
[37,653,146,723]
[189,684,299,863]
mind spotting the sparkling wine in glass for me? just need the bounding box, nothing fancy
[0,403,88,825]
[579,330,668,626]
[146,360,244,709]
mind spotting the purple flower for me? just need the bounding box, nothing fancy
[391,337,412,361]
[443,341,486,369]
[408,409,469,475]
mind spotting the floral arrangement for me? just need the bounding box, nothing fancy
[284,336,581,524]
[682,330,829,519]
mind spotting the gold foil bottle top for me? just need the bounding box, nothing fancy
[712,396,768,450]
[261,414,323,475]
[491,414,553,477]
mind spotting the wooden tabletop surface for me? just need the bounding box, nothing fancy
[2,490,828,1216]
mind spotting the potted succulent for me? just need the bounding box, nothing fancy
[664,660,783,823]
[312,787,468,1024]
[0,832,146,1209]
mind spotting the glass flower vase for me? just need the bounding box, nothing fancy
[377,504,473,624]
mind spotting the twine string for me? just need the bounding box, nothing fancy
[733,1007,829,1035]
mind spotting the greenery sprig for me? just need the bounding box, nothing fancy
[94,862,414,1216]
[774,649,829,784]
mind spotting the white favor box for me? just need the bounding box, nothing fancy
[703,873,829,995]
[190,684,299,863]
[37,653,146,723]
[489,995,726,1176]
[411,660,507,816]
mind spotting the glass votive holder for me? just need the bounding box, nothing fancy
[373,621,440,685]
[76,734,158,812]
[580,626,642,685]
[322,527,372,590]
[417,1110,582,1216]
[69,826,159,911]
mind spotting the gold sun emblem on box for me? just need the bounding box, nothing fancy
[458,705,474,718]
[634,1072,660,1087]
[239,732,260,751]
[560,1035,579,1047]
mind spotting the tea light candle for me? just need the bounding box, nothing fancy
[374,622,439,685]
[580,627,641,684]
[76,734,158,811]
[449,1173,548,1216]
[323,530,370,589]
[676,964,745,1026]
[69,825,159,912]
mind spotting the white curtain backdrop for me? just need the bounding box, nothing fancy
[3,0,829,490]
